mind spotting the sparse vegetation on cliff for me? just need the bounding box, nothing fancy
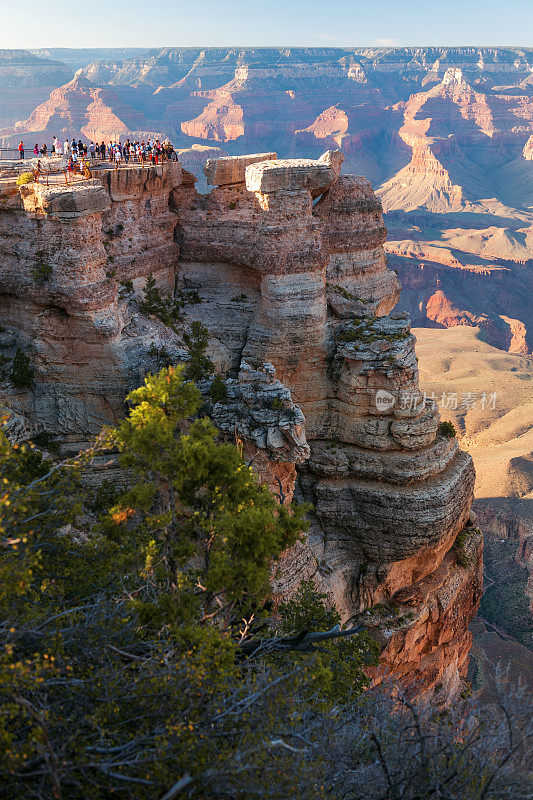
[15,172,34,186]
[270,396,285,411]
[139,273,202,329]
[336,319,410,346]
[453,527,476,567]
[184,320,214,381]
[209,373,227,402]
[118,279,133,299]
[0,367,531,799]
[9,347,34,389]
[326,282,356,301]
[140,272,182,327]
[104,223,124,240]
[439,420,457,438]
[30,259,52,284]
[148,342,173,367]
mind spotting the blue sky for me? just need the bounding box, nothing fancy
[1,0,532,49]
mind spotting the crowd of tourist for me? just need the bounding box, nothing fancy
[15,137,178,175]
[11,136,179,185]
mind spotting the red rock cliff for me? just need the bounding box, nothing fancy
[0,154,481,699]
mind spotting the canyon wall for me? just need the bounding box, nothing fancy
[0,163,183,448]
[0,155,480,700]
[2,46,531,354]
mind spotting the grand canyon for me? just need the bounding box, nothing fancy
[0,45,532,699]
[2,46,532,352]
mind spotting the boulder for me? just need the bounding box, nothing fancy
[245,157,336,194]
[204,152,277,186]
[20,180,111,219]
[318,148,345,176]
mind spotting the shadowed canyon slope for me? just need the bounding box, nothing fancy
[414,326,533,683]
[1,46,532,352]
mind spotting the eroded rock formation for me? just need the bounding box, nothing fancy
[0,153,480,699]
[2,47,532,355]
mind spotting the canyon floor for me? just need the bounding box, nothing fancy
[414,326,533,689]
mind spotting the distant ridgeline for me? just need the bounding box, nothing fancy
[0,45,531,356]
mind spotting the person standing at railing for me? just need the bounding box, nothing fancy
[18,141,24,159]
[63,139,70,156]
[33,160,42,183]
[89,141,95,159]
[65,156,73,184]
[100,141,106,160]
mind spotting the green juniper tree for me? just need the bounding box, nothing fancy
[100,365,304,632]
[9,348,34,389]
[1,368,530,800]
[183,321,214,382]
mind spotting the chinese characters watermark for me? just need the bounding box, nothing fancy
[374,389,497,412]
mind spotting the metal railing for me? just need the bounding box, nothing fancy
[1,146,176,161]
[0,149,178,185]
[0,159,85,185]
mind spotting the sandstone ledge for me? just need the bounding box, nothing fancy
[245,157,336,194]
[204,152,277,186]
[20,180,111,219]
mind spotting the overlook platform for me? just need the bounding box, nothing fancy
[0,153,178,186]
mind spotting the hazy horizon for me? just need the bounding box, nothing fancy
[1,0,532,51]
[20,44,533,51]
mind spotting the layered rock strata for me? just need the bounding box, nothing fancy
[0,163,183,448]
[0,153,479,698]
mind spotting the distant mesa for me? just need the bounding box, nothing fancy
[0,45,531,353]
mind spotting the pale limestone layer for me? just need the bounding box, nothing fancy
[204,152,277,185]
[245,156,336,193]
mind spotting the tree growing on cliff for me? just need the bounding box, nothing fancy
[9,347,34,389]
[99,365,305,630]
[0,367,531,800]
[139,272,182,328]
[439,419,457,438]
[183,320,214,382]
